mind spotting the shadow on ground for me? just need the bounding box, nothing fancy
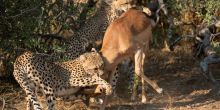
[1,47,220,110]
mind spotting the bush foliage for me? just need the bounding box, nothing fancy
[0,0,220,77]
[0,0,95,77]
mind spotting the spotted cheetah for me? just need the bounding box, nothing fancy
[66,0,126,60]
[13,50,112,110]
[66,1,131,98]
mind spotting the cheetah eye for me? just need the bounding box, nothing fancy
[94,67,99,71]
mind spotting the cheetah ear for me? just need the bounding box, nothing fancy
[215,20,220,28]
[103,0,113,5]
[80,55,87,61]
[91,48,97,52]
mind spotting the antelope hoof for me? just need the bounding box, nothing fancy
[105,85,113,96]
[131,95,136,101]
[113,91,118,98]
[156,88,163,94]
[141,96,147,104]
[98,98,103,104]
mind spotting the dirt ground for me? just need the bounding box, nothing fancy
[1,46,220,110]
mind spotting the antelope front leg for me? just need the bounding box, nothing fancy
[129,60,147,103]
[141,78,147,103]
[134,49,147,103]
[134,50,163,96]
[140,50,147,103]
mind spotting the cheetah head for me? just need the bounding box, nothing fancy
[79,48,104,76]
[104,0,134,13]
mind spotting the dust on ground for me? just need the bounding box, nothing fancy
[1,46,220,110]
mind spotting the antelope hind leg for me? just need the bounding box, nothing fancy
[134,50,163,94]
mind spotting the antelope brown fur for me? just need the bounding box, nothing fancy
[100,8,163,110]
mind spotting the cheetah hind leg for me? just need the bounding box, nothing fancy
[45,93,56,110]
[16,76,42,110]
[25,87,42,110]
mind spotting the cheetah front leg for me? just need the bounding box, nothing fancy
[71,77,112,95]
[92,77,113,95]
[89,71,119,106]
[110,67,119,97]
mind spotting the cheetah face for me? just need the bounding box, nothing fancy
[80,50,104,76]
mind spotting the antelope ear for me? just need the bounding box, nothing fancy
[91,48,97,52]
[80,55,86,61]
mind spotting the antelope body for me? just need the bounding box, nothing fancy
[100,8,163,110]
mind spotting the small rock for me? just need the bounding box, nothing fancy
[186,105,192,109]
[212,105,217,109]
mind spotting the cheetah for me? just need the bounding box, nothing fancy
[66,0,131,98]
[66,0,127,60]
[13,49,112,110]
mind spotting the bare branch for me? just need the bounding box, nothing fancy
[1,98,5,110]
[169,20,217,51]
[8,4,41,18]
[34,33,66,42]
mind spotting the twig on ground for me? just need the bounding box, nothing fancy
[1,98,5,110]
